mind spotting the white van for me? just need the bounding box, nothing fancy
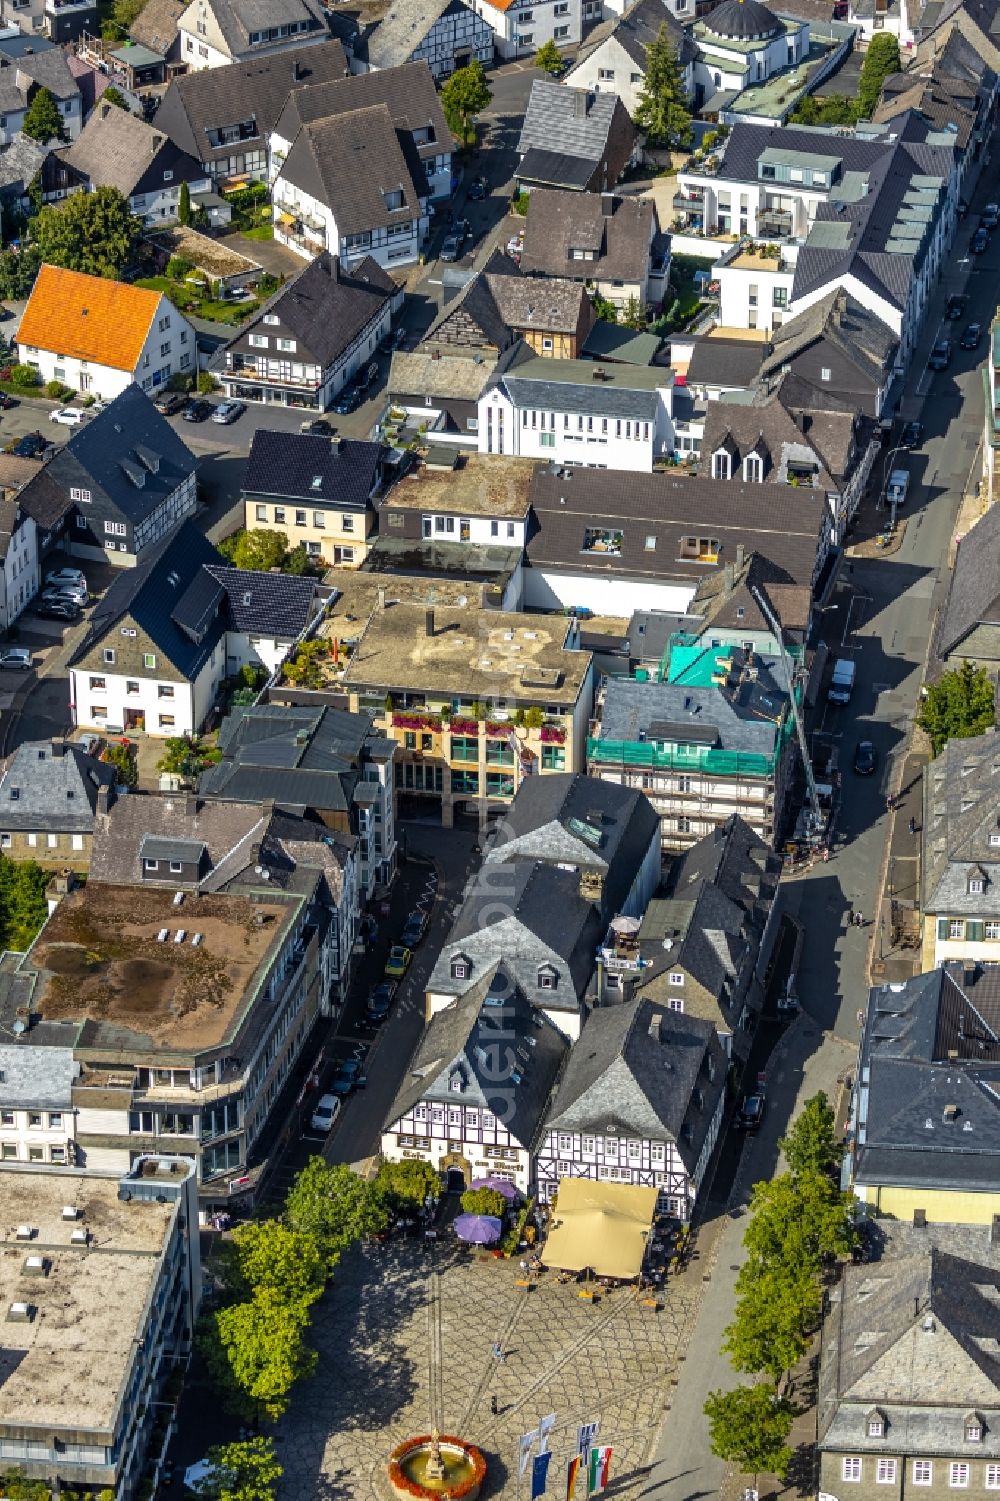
[309,1093,341,1135]
[828,658,856,705]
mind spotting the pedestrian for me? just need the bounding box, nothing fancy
[909,816,917,835]
[886,793,896,812]
[491,1341,506,1363]
[491,1395,499,1417]
[857,913,866,929]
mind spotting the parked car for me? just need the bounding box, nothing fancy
[35,599,80,621]
[946,293,967,320]
[971,227,990,254]
[366,979,397,1023]
[853,739,878,776]
[0,393,17,410]
[211,399,245,425]
[900,420,923,449]
[45,567,85,589]
[928,338,952,370]
[390,325,408,350]
[309,1093,341,1135]
[401,908,428,947]
[49,406,88,426]
[332,385,361,415]
[330,1058,365,1096]
[183,399,213,423]
[6,432,47,457]
[385,944,412,979]
[961,322,982,349]
[0,647,31,671]
[40,586,86,607]
[467,177,487,200]
[736,1095,765,1131]
[300,417,336,436]
[506,235,524,257]
[154,390,189,416]
[440,233,462,262]
[982,202,1000,230]
[454,218,471,242]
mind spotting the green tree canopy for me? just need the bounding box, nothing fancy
[620,294,647,330]
[0,856,50,951]
[156,735,218,780]
[534,39,563,73]
[857,32,901,116]
[230,529,289,572]
[704,1384,795,1481]
[102,86,129,111]
[634,25,692,150]
[790,93,858,126]
[0,244,41,298]
[779,1091,841,1179]
[31,187,142,278]
[460,1186,507,1217]
[284,1157,388,1274]
[224,1221,325,1307]
[22,88,63,142]
[724,1263,821,1382]
[741,1170,856,1280]
[194,1437,282,1501]
[376,1157,441,1210]
[440,61,492,145]
[207,1288,317,1421]
[917,660,996,755]
[179,179,192,226]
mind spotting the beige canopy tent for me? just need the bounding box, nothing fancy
[543,1179,658,1280]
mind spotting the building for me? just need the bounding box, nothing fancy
[56,103,210,224]
[68,520,319,736]
[199,703,397,897]
[0,43,84,140]
[565,0,697,118]
[520,188,662,309]
[426,774,661,1037]
[381,960,569,1193]
[690,0,810,111]
[818,1224,1000,1501]
[129,0,188,64]
[219,252,397,412]
[0,496,37,628]
[340,600,593,824]
[473,0,583,61]
[269,60,454,203]
[378,453,534,558]
[936,505,1000,671]
[757,287,899,420]
[0,738,116,869]
[847,962,1000,1225]
[176,0,331,70]
[242,431,385,568]
[272,102,428,270]
[18,386,198,568]
[1,0,96,43]
[0,1160,199,1498]
[17,264,197,401]
[479,347,675,469]
[516,83,637,194]
[920,730,1000,969]
[589,645,798,850]
[151,38,349,184]
[363,0,494,78]
[423,264,597,360]
[985,311,1000,504]
[536,997,726,1214]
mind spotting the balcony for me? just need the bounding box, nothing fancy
[226,356,320,391]
[759,208,794,237]
[672,187,705,212]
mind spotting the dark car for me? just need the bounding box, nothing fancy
[736,1095,765,1131]
[35,599,80,622]
[5,431,46,458]
[945,293,967,320]
[853,739,878,776]
[900,420,923,449]
[183,399,213,422]
[982,201,1000,230]
[366,979,397,1023]
[454,218,471,241]
[961,321,982,349]
[467,177,487,200]
[330,1058,364,1096]
[300,417,336,436]
[928,338,952,370]
[357,360,379,391]
[401,908,428,947]
[0,393,17,410]
[971,227,990,254]
[154,390,189,416]
[332,385,361,415]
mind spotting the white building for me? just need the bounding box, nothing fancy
[715,242,797,332]
[474,0,583,61]
[364,0,494,79]
[565,0,696,118]
[0,501,38,629]
[17,265,197,401]
[479,352,674,469]
[176,0,331,70]
[690,0,809,111]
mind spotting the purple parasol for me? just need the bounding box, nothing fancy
[471,1176,520,1201]
[454,1213,503,1244]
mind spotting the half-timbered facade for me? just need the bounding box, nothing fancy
[536,998,726,1216]
[381,962,569,1194]
[365,0,494,79]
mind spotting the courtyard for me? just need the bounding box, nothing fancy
[277,1233,705,1499]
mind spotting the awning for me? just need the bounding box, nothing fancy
[543,1179,657,1280]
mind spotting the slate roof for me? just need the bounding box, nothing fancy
[0,739,116,833]
[151,38,348,167]
[0,1043,76,1108]
[183,0,329,58]
[383,961,569,1149]
[689,550,812,640]
[921,730,1000,916]
[16,467,72,533]
[205,565,316,636]
[365,0,459,69]
[494,347,669,421]
[89,793,268,886]
[223,251,394,372]
[518,83,634,185]
[389,349,502,402]
[58,104,204,199]
[700,387,840,489]
[47,386,198,527]
[129,0,187,56]
[272,60,449,171]
[12,47,79,101]
[936,504,1000,660]
[759,286,898,387]
[685,335,765,389]
[580,0,697,72]
[200,703,375,813]
[544,998,725,1170]
[520,189,655,285]
[277,103,423,233]
[243,431,383,508]
[0,136,49,197]
[596,656,789,759]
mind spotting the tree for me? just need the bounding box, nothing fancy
[178,179,191,227]
[102,86,129,111]
[634,25,692,150]
[591,292,618,323]
[207,1287,317,1421]
[102,741,137,788]
[534,39,563,74]
[741,1170,856,1280]
[857,32,901,117]
[283,543,311,576]
[156,734,218,780]
[195,1438,282,1501]
[0,244,41,299]
[440,61,492,146]
[779,1092,841,1179]
[22,87,63,143]
[460,1187,507,1218]
[790,92,858,126]
[0,857,49,952]
[917,660,995,755]
[704,1384,795,1482]
[724,1264,821,1382]
[230,528,289,573]
[112,0,148,28]
[620,294,647,331]
[0,1471,51,1501]
[281,639,330,689]
[376,1157,441,1211]
[31,187,142,278]
[224,1221,325,1307]
[284,1157,388,1274]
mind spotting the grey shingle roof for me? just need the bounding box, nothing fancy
[685,336,765,389]
[272,60,449,171]
[89,794,269,886]
[129,0,187,55]
[365,0,472,69]
[936,505,1000,660]
[921,730,1000,916]
[389,349,500,402]
[581,322,661,365]
[0,1043,76,1108]
[244,431,383,507]
[518,82,630,172]
[520,189,655,285]
[517,150,597,191]
[59,104,204,199]
[13,48,80,101]
[223,251,394,372]
[597,655,789,758]
[200,703,376,814]
[586,0,697,72]
[193,0,329,59]
[0,740,115,833]
[760,287,898,387]
[0,136,49,195]
[699,388,837,489]
[278,103,422,234]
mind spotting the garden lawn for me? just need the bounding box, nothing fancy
[135,275,261,326]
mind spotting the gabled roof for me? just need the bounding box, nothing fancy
[597,655,789,760]
[244,431,383,507]
[518,82,631,171]
[179,0,329,58]
[0,740,116,833]
[383,961,569,1149]
[365,0,462,70]
[700,380,858,488]
[921,730,1000,914]
[936,504,1000,660]
[520,189,655,285]
[222,251,394,371]
[272,59,449,167]
[18,265,165,373]
[278,104,422,234]
[59,102,204,199]
[571,0,697,74]
[129,0,187,55]
[204,564,316,636]
[200,703,375,812]
[759,286,898,386]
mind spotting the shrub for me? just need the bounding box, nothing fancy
[167,256,193,280]
[10,364,40,388]
[44,380,67,400]
[197,371,218,394]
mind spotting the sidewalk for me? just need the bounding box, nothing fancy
[867,747,929,984]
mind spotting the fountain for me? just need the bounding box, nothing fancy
[387,1430,486,1499]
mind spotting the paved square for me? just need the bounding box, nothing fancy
[277,1239,703,1498]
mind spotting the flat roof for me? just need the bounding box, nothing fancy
[0,1169,173,1436]
[506,353,674,391]
[343,603,591,702]
[28,884,294,1054]
[383,455,534,517]
[322,567,487,637]
[727,250,789,272]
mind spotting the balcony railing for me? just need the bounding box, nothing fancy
[759,208,793,235]
[672,190,705,212]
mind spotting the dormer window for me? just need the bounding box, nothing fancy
[712,449,732,481]
[451,954,471,981]
[449,1070,465,1094]
[964,1414,983,1443]
[383,188,404,212]
[743,454,762,483]
[537,964,558,990]
[866,1408,886,1439]
[968,868,987,894]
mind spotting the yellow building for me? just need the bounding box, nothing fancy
[241,430,384,569]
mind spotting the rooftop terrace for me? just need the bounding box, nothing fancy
[382,455,535,517]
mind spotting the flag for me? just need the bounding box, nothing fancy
[577,1421,599,1458]
[519,1432,536,1476]
[539,1413,556,1454]
[531,1452,552,1499]
[587,1445,612,1495]
[566,1455,581,1501]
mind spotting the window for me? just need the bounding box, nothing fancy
[743,454,762,483]
[913,1461,933,1486]
[842,1459,862,1483]
[103,649,115,665]
[104,521,126,536]
[867,1415,884,1438]
[48,1112,62,1129]
[669,972,684,987]
[341,515,354,532]
[295,510,306,527]
[69,486,91,503]
[969,877,985,893]
[950,1465,969,1488]
[986,1464,1000,1488]
[965,1419,982,1443]
[144,654,156,670]
[250,334,268,348]
[255,505,267,521]
[277,338,296,352]
[711,451,732,481]
[949,919,965,939]
[0,1110,13,1126]
[158,714,175,729]
[274,507,285,524]
[598,67,615,80]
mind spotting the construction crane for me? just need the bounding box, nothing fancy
[750,585,825,845]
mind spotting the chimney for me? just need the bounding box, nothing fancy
[292,58,303,80]
[95,784,111,815]
[601,192,614,217]
[913,1207,927,1228]
[50,738,65,758]
[425,607,435,638]
[185,792,198,818]
[377,586,387,610]
[991,1214,1000,1245]
[735,542,745,569]
[648,1014,661,1042]
[724,562,736,594]
[574,89,587,119]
